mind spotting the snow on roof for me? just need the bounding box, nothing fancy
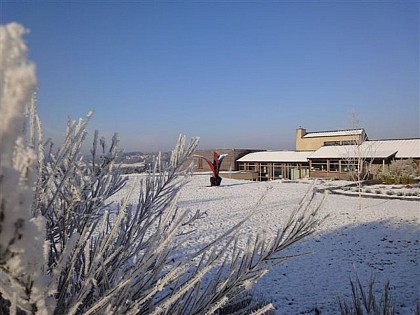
[308,144,397,159]
[308,139,420,159]
[237,151,313,163]
[371,139,420,159]
[237,138,420,162]
[302,128,365,138]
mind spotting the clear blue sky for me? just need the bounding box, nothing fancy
[2,1,419,152]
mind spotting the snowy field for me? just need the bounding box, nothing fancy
[108,174,419,315]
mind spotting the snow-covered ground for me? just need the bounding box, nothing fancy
[108,174,419,315]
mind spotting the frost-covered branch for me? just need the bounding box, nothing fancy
[0,22,50,314]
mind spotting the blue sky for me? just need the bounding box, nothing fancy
[2,1,419,152]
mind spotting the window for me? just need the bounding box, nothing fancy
[324,141,340,146]
[341,140,357,145]
[273,164,282,179]
[239,163,260,172]
[329,161,339,172]
[341,163,358,172]
[311,160,328,171]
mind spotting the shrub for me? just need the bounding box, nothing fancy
[386,191,395,196]
[375,190,382,194]
[364,188,372,193]
[379,159,418,185]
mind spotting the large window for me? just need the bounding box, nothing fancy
[341,163,358,172]
[311,160,328,171]
[324,141,340,146]
[239,163,257,171]
[248,163,257,171]
[329,161,339,172]
[273,164,282,179]
[341,140,357,145]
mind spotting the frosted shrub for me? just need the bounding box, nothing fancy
[1,22,324,315]
[379,159,418,185]
[0,22,47,314]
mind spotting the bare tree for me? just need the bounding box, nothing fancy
[342,107,375,210]
[342,143,376,210]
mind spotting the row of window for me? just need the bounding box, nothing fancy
[311,160,358,172]
[204,160,359,174]
[324,140,357,146]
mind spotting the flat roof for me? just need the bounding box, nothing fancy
[308,145,397,159]
[236,138,420,162]
[237,151,313,163]
[371,139,420,159]
[309,139,420,159]
[303,128,365,138]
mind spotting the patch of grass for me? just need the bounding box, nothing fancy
[338,274,395,315]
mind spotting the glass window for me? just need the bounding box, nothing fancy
[324,141,340,146]
[341,140,357,145]
[273,166,282,178]
[247,163,257,171]
[329,161,339,172]
[341,163,358,172]
[312,161,328,171]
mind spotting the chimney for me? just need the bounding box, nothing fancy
[296,127,306,139]
[295,127,307,151]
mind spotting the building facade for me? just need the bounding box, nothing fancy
[237,151,311,181]
[295,128,367,151]
[188,128,420,182]
[307,139,420,180]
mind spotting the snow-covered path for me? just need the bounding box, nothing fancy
[109,174,420,314]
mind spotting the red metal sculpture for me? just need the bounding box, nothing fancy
[195,151,227,186]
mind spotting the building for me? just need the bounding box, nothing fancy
[237,151,311,181]
[308,138,420,179]
[295,127,368,151]
[189,128,420,181]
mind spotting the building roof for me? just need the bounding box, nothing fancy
[302,128,365,138]
[371,139,420,159]
[308,145,397,160]
[308,139,420,160]
[237,151,313,163]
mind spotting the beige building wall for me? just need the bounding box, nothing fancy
[295,128,365,151]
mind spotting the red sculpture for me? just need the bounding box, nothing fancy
[195,151,227,186]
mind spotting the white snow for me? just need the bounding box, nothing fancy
[237,151,312,163]
[302,129,364,138]
[108,174,420,315]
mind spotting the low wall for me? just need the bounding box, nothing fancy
[221,171,259,181]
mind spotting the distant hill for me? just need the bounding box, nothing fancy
[120,151,171,174]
